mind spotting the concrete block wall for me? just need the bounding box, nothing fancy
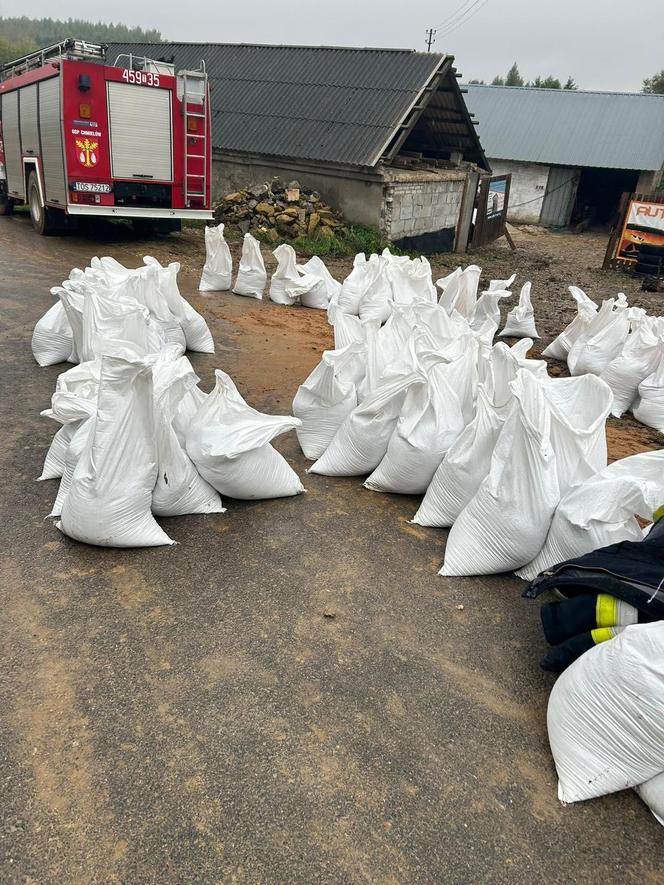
[488,159,550,224]
[382,178,465,241]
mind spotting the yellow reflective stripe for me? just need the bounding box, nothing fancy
[653,504,664,524]
[596,594,618,628]
[592,627,615,644]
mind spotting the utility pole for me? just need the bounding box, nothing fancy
[425,28,437,52]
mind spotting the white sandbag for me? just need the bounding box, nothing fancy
[39,421,78,481]
[633,350,664,432]
[543,374,612,495]
[293,343,365,459]
[439,265,481,320]
[517,449,664,580]
[488,273,516,292]
[186,370,304,499]
[331,310,365,349]
[57,356,174,547]
[412,343,518,528]
[49,417,95,519]
[358,264,392,323]
[151,358,223,517]
[79,287,163,362]
[387,257,437,305]
[542,286,598,360]
[601,322,663,418]
[199,223,233,291]
[547,622,664,804]
[567,295,630,376]
[38,390,97,481]
[55,283,87,363]
[233,233,266,299]
[309,368,424,477]
[471,288,510,332]
[144,255,215,354]
[435,266,461,295]
[636,773,664,827]
[32,301,74,366]
[291,256,341,310]
[269,243,301,305]
[337,253,374,315]
[123,264,186,354]
[499,282,539,339]
[172,383,208,449]
[364,357,465,494]
[440,370,559,576]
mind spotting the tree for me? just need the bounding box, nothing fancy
[529,75,561,89]
[643,70,664,94]
[505,62,524,87]
[491,75,505,86]
[0,36,37,65]
[564,76,578,90]
[468,78,485,84]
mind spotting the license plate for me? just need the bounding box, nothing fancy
[72,182,112,193]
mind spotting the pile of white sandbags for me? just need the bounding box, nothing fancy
[543,286,664,431]
[33,257,305,548]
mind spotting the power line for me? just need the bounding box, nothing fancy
[435,0,492,38]
[432,0,476,31]
[425,28,437,52]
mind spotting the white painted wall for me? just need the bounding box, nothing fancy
[489,159,550,224]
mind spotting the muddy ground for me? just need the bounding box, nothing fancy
[0,214,662,883]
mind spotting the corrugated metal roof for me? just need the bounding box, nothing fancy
[464,84,664,171]
[106,42,486,168]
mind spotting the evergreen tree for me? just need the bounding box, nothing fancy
[643,70,664,94]
[505,62,524,86]
[564,76,578,90]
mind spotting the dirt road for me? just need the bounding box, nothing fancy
[1,214,662,883]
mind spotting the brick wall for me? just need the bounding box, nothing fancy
[488,159,550,224]
[382,177,465,241]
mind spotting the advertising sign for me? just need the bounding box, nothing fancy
[616,199,664,261]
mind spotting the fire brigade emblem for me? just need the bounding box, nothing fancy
[76,138,98,168]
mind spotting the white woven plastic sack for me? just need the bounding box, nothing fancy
[336,253,374,315]
[413,343,519,528]
[151,357,223,517]
[186,370,304,499]
[439,265,481,320]
[499,282,539,339]
[233,233,267,299]
[358,264,392,323]
[199,223,233,292]
[309,368,423,477]
[471,289,510,332]
[331,310,365,349]
[32,301,74,366]
[637,774,664,827]
[269,243,301,305]
[488,273,516,292]
[543,374,612,496]
[547,622,664,804]
[293,343,366,459]
[601,322,663,418]
[387,257,437,305]
[440,370,559,576]
[123,264,186,354]
[172,383,208,449]
[633,350,664,432]
[38,390,97,481]
[517,449,664,580]
[290,256,341,310]
[542,286,598,360]
[144,256,215,354]
[57,356,174,547]
[364,357,465,494]
[79,288,163,362]
[567,295,630,376]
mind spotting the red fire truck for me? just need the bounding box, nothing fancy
[0,39,213,234]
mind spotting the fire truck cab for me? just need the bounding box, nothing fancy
[0,39,213,234]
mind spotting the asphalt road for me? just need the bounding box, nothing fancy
[1,214,661,884]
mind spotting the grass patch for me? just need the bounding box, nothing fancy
[292,225,407,258]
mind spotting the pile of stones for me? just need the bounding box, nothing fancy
[213,177,348,242]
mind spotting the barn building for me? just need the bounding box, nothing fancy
[465,84,664,228]
[108,42,490,249]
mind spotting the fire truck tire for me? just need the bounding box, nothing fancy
[638,244,664,258]
[27,172,58,235]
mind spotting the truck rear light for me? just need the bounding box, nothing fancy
[187,117,198,132]
[79,103,92,118]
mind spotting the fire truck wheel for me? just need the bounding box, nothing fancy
[27,172,57,235]
[131,218,156,237]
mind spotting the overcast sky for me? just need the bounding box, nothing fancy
[3,0,662,91]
